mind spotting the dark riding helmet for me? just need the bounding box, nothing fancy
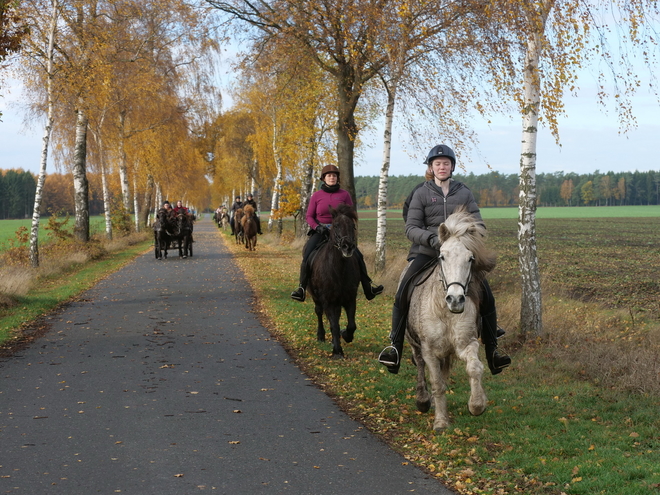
[320,164,340,181]
[163,200,171,207]
[424,145,456,169]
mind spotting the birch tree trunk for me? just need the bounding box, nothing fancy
[29,0,58,268]
[374,80,397,273]
[518,31,544,337]
[100,158,112,239]
[73,104,90,242]
[268,158,283,234]
[133,175,140,231]
[118,111,131,212]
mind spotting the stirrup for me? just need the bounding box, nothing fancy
[290,287,305,302]
[378,345,400,366]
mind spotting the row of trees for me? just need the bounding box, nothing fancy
[355,170,660,209]
[0,169,113,219]
[3,0,659,337]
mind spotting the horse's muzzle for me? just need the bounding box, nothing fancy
[445,293,466,313]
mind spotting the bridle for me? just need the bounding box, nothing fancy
[437,252,474,294]
[330,223,356,255]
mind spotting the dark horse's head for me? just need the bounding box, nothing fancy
[329,204,358,258]
[154,208,170,231]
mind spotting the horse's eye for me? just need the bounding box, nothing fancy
[469,255,475,263]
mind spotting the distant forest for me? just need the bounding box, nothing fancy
[2,168,659,220]
[355,170,660,209]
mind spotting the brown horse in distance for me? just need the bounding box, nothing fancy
[233,208,244,244]
[241,204,258,251]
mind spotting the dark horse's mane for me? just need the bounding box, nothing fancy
[332,203,358,223]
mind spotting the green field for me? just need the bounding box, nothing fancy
[0,216,110,252]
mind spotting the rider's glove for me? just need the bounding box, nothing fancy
[315,224,327,235]
[429,235,440,250]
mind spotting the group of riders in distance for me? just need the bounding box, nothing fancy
[213,193,263,251]
[177,145,513,431]
[152,200,195,260]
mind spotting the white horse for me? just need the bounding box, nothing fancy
[405,209,496,430]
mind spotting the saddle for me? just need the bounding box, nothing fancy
[399,258,438,312]
[306,235,329,269]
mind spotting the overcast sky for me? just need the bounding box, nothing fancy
[2,62,659,178]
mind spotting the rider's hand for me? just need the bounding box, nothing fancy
[315,224,327,235]
[429,235,440,250]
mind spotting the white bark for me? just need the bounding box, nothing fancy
[73,103,90,242]
[375,80,397,273]
[118,112,131,212]
[518,32,544,336]
[268,158,283,233]
[133,175,140,231]
[29,0,58,268]
[100,158,112,239]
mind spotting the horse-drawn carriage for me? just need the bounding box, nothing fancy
[153,208,194,259]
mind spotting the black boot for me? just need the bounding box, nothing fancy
[363,281,384,301]
[356,250,383,300]
[482,310,511,375]
[290,259,309,302]
[378,305,405,374]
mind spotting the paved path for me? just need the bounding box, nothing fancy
[0,218,454,494]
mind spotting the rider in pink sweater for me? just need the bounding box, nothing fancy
[290,164,383,302]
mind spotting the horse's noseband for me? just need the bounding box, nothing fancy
[438,253,474,293]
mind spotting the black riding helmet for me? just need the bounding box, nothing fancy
[424,144,456,170]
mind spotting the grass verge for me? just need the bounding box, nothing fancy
[218,227,659,495]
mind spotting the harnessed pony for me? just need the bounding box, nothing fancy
[405,209,496,430]
[153,208,172,259]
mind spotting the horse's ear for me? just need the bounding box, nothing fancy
[439,223,450,243]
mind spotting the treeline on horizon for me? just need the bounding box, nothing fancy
[1,168,659,220]
[355,169,660,209]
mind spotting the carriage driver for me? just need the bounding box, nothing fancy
[378,144,511,375]
[290,164,383,303]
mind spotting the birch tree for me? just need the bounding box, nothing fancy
[491,0,659,336]
[28,0,58,267]
[208,0,478,202]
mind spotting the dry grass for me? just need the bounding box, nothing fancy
[0,231,149,301]
[0,266,36,297]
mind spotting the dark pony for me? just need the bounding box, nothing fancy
[241,204,257,251]
[307,203,360,358]
[171,212,193,258]
[153,208,172,260]
[233,208,244,244]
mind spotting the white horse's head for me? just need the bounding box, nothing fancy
[437,235,474,313]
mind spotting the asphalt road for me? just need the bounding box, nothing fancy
[0,218,454,495]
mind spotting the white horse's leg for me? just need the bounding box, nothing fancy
[422,346,451,430]
[457,338,487,416]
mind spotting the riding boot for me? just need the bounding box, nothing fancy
[482,310,511,375]
[290,260,309,302]
[378,305,406,374]
[356,251,383,300]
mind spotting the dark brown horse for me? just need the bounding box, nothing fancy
[241,204,257,251]
[233,208,244,245]
[153,208,172,260]
[307,203,360,358]
[170,212,193,258]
